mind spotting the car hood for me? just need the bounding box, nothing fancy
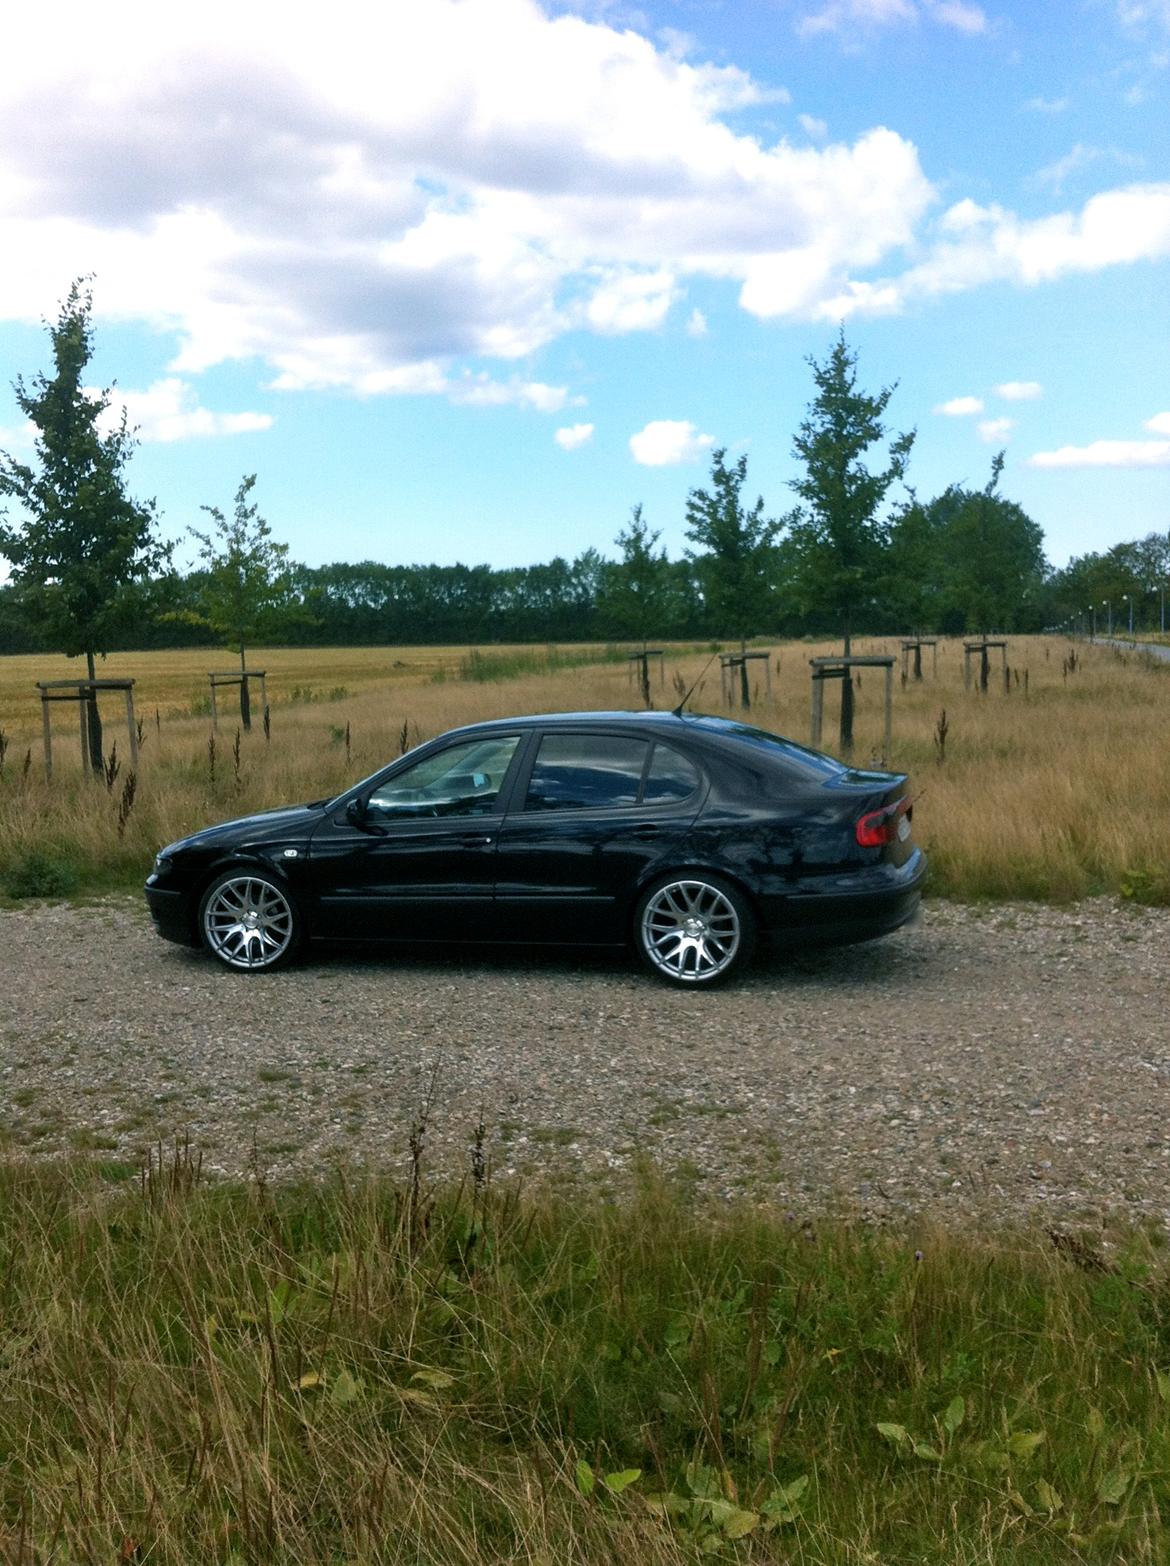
[162,802,329,856]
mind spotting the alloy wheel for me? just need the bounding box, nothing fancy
[639,878,743,984]
[201,874,297,970]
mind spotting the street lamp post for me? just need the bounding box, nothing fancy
[1123,593,1133,637]
[1089,604,1096,640]
[1104,599,1112,638]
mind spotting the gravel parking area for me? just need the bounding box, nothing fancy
[2,896,1168,1228]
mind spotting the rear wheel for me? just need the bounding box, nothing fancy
[634,874,755,987]
[198,870,303,972]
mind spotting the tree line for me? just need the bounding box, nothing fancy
[3,282,1162,748]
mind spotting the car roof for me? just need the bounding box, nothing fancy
[441,710,703,739]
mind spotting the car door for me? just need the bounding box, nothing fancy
[308,733,524,941]
[491,730,706,944]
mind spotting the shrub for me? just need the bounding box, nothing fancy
[5,849,79,899]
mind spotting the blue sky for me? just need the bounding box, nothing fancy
[0,0,1167,577]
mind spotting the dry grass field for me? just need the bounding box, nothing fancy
[0,634,1167,902]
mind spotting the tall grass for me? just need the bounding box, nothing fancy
[2,1149,1169,1563]
[1,635,1167,902]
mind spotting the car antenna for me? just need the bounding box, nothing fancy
[671,651,719,718]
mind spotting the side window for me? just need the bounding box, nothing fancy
[367,736,519,820]
[643,742,701,803]
[525,734,648,811]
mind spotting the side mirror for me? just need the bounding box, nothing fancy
[345,797,367,827]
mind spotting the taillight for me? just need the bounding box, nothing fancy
[856,796,911,847]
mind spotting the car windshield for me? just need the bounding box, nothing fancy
[687,716,846,780]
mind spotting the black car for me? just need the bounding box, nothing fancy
[145,710,926,986]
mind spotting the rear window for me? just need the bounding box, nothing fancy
[688,717,846,782]
[644,742,701,802]
[523,734,703,810]
[525,735,647,811]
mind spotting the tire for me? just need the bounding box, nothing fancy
[198,868,303,973]
[634,873,755,987]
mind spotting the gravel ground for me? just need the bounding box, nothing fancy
[2,896,1168,1228]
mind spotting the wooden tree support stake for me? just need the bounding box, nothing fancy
[809,655,895,760]
[35,678,138,780]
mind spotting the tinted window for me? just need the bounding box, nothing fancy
[690,716,845,781]
[525,734,648,811]
[368,736,520,819]
[643,742,701,803]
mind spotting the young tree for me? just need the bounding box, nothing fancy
[788,331,914,751]
[0,280,169,770]
[597,505,671,704]
[931,454,1048,650]
[684,449,781,703]
[190,475,290,728]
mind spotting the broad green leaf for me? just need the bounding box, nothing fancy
[411,1368,455,1390]
[1097,1468,1132,1505]
[913,1442,943,1461]
[762,1340,782,1367]
[701,1498,736,1525]
[1007,1488,1033,1516]
[296,1371,322,1390]
[685,1462,721,1499]
[603,1469,641,1495]
[664,1318,690,1350]
[1156,1369,1170,1402]
[1007,1430,1045,1459]
[575,1459,594,1498]
[877,1422,911,1446]
[943,1395,966,1434]
[642,1491,688,1517]
[699,1533,724,1556]
[723,1508,759,1539]
[1035,1479,1063,1513]
[782,1475,809,1504]
[329,1368,360,1406]
[1086,1407,1105,1439]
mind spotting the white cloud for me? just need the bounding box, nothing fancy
[995,380,1043,400]
[100,379,273,442]
[934,395,984,416]
[685,307,708,337]
[978,417,1015,442]
[1117,0,1170,35]
[830,182,1170,319]
[797,0,986,34]
[555,422,595,450]
[450,373,571,411]
[1028,439,1170,468]
[1025,96,1070,113]
[0,420,34,450]
[1145,411,1170,433]
[799,114,829,139]
[629,419,713,466]
[1030,144,1142,194]
[586,270,679,334]
[927,0,988,34]
[0,0,933,386]
[0,0,1162,391]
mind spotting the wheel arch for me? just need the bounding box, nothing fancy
[625,859,762,942]
[188,852,308,939]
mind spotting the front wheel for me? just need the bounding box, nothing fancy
[198,869,303,972]
[634,874,755,987]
